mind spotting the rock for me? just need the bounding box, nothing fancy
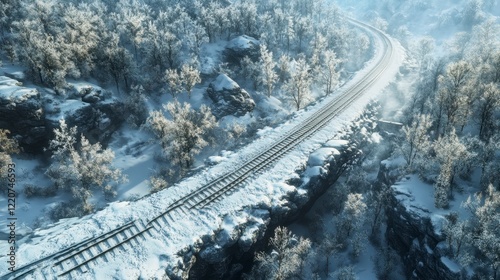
[383,168,463,280]
[185,140,357,279]
[206,74,255,118]
[0,76,47,153]
[43,84,125,147]
[225,35,260,64]
[79,86,111,104]
[59,101,126,146]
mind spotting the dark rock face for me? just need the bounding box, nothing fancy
[225,35,260,64]
[0,77,47,153]
[164,141,358,280]
[382,166,462,280]
[0,77,126,153]
[206,74,255,118]
[48,101,126,147]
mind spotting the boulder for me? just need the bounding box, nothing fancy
[45,84,125,147]
[47,101,126,147]
[0,76,47,153]
[79,86,111,104]
[206,74,255,118]
[225,35,260,64]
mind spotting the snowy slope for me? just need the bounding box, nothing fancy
[0,22,405,279]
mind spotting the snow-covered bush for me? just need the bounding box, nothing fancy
[249,226,311,280]
[149,176,168,193]
[125,85,148,127]
[146,100,217,169]
[336,193,367,250]
[45,120,126,215]
[0,129,19,180]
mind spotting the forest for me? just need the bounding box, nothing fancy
[0,0,499,279]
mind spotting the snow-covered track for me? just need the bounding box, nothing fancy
[149,18,395,213]
[2,19,395,280]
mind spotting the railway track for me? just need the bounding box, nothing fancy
[1,19,396,280]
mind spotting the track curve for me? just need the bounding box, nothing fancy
[1,19,397,280]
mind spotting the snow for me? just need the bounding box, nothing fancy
[206,155,228,166]
[226,35,259,50]
[212,73,240,91]
[440,257,461,273]
[323,139,349,149]
[199,41,226,75]
[0,20,405,279]
[307,147,340,166]
[45,98,90,121]
[391,175,473,235]
[0,76,38,102]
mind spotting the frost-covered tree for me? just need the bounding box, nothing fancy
[443,212,470,260]
[100,36,135,94]
[45,120,125,214]
[241,56,260,89]
[317,50,341,95]
[146,101,217,169]
[180,64,201,99]
[476,83,500,140]
[125,85,148,126]
[400,114,432,170]
[0,130,19,178]
[330,265,358,280]
[436,61,474,134]
[414,36,435,72]
[477,136,500,190]
[164,68,183,98]
[277,54,291,83]
[433,129,471,208]
[251,226,311,280]
[294,17,312,52]
[259,45,278,98]
[283,58,312,110]
[463,185,500,279]
[336,193,366,248]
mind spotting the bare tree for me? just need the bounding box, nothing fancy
[259,45,278,97]
[251,226,311,280]
[400,114,432,169]
[180,64,201,99]
[283,58,312,110]
[436,60,474,134]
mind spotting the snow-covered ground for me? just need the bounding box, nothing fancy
[0,25,405,279]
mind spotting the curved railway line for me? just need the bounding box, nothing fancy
[2,19,396,279]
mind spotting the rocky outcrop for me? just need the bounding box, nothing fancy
[206,74,255,118]
[165,140,360,280]
[45,99,126,147]
[382,166,463,280]
[225,35,260,64]
[0,76,47,153]
[0,77,126,153]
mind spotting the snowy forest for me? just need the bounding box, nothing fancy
[0,0,500,279]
